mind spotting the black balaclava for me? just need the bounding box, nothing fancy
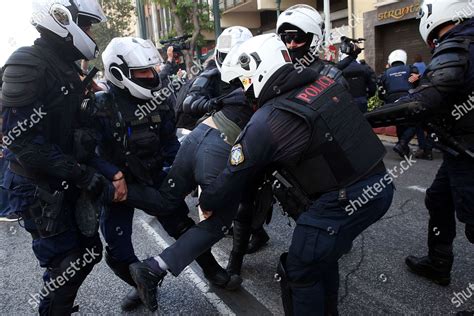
[278,23,313,62]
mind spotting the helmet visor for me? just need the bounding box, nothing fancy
[130,67,161,90]
[279,29,310,44]
[76,0,107,24]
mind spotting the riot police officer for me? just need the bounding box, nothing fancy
[93,37,234,311]
[378,49,419,157]
[182,26,273,277]
[130,34,394,315]
[1,1,107,314]
[276,4,347,87]
[367,0,474,289]
[122,29,258,312]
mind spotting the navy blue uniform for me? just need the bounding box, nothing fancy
[198,65,393,314]
[402,20,474,253]
[156,88,254,276]
[366,18,474,284]
[1,38,108,315]
[93,85,185,266]
[379,62,419,152]
[338,56,376,113]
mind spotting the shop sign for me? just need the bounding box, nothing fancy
[377,2,420,21]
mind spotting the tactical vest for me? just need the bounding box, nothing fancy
[384,65,413,96]
[104,92,167,185]
[2,45,84,154]
[272,75,386,194]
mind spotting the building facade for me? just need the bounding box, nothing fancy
[359,0,431,73]
[134,0,430,74]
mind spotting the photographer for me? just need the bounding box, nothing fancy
[336,37,376,113]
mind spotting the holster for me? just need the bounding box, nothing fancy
[272,169,312,220]
[28,187,67,239]
[251,179,274,230]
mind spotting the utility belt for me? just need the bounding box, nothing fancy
[272,161,386,220]
[9,160,69,239]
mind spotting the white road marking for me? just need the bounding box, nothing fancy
[139,219,236,316]
[408,185,427,193]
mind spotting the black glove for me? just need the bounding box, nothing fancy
[75,165,107,198]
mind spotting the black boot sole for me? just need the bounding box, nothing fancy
[405,257,451,286]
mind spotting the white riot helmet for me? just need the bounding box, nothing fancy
[417,0,473,47]
[388,49,407,66]
[31,0,106,60]
[221,34,292,99]
[276,4,324,58]
[102,37,164,100]
[214,26,253,71]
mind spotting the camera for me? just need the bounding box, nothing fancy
[159,34,192,53]
[340,36,365,57]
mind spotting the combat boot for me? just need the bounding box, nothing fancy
[120,288,141,311]
[247,227,270,254]
[414,148,433,160]
[393,140,410,158]
[104,247,142,311]
[405,246,453,286]
[227,220,252,276]
[196,250,242,290]
[129,258,167,312]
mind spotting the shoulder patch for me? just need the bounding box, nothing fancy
[230,143,245,166]
[291,76,336,104]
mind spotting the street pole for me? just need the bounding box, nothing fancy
[324,0,331,46]
[213,0,222,40]
[276,0,281,17]
[151,2,160,44]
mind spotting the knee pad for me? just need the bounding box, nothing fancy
[104,247,135,286]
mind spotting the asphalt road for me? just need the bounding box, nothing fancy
[1,143,474,315]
